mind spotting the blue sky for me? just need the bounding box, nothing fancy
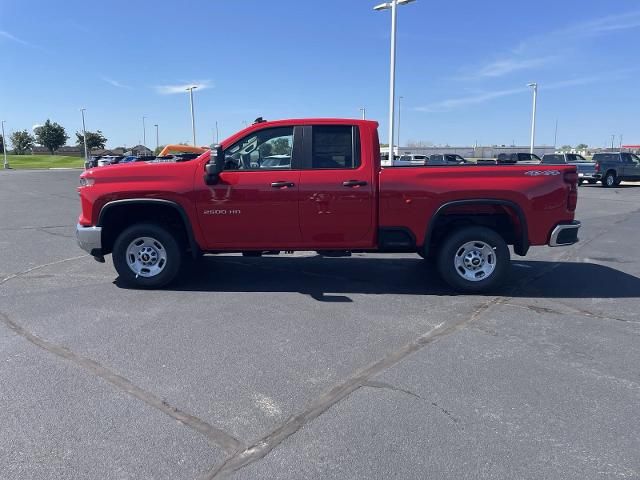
[1,0,638,149]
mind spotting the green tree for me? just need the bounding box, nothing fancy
[34,119,69,154]
[154,145,166,155]
[76,130,107,153]
[575,143,588,150]
[271,137,291,155]
[560,145,572,151]
[10,130,35,155]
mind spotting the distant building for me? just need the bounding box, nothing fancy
[380,145,555,161]
[622,145,640,154]
[124,145,153,156]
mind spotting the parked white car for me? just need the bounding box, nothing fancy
[393,154,428,167]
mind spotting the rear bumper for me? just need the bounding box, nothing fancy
[578,172,597,180]
[76,223,102,256]
[548,220,581,247]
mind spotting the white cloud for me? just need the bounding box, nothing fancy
[476,57,557,78]
[415,75,608,113]
[154,80,212,95]
[468,10,640,80]
[415,87,527,113]
[0,30,32,46]
[101,77,131,89]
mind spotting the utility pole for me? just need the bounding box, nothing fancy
[374,0,417,165]
[611,134,615,150]
[186,86,198,146]
[397,95,403,151]
[527,83,538,154]
[553,118,558,149]
[215,121,219,144]
[80,109,89,167]
[360,107,366,120]
[142,116,147,148]
[154,124,159,152]
[1,120,9,169]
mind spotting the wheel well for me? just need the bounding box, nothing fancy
[426,203,527,256]
[99,203,192,255]
[605,169,617,177]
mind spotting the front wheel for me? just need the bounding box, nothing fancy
[113,223,182,288]
[437,226,510,293]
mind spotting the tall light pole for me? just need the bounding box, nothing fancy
[397,95,404,150]
[142,116,147,149]
[553,118,558,149]
[374,0,416,165]
[527,82,538,154]
[154,124,159,152]
[360,107,366,120]
[611,134,615,150]
[186,85,198,146]
[80,108,89,165]
[215,121,219,144]
[1,120,8,169]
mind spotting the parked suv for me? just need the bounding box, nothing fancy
[592,152,640,187]
[541,153,597,185]
[497,152,542,164]
[427,154,468,165]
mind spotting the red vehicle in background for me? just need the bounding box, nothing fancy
[76,118,580,292]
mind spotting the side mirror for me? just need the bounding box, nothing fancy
[204,144,224,185]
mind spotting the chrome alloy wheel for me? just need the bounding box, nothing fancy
[453,240,496,282]
[125,236,168,277]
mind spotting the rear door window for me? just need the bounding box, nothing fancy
[311,126,360,169]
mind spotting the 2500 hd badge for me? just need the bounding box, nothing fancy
[203,209,242,215]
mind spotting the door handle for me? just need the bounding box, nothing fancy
[271,181,295,188]
[342,180,368,187]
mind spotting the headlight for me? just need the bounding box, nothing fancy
[79,177,95,187]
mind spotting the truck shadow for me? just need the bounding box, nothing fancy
[146,256,640,301]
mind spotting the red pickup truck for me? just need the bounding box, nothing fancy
[76,118,580,292]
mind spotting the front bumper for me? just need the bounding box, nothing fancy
[549,220,581,247]
[76,223,102,256]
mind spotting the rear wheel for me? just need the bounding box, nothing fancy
[113,223,182,288]
[602,171,617,188]
[437,226,510,293]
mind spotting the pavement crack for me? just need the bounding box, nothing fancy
[0,255,89,287]
[361,380,421,399]
[0,311,244,455]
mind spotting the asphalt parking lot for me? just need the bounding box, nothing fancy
[1,169,639,480]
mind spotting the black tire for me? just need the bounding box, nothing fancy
[113,223,183,288]
[587,179,597,185]
[602,171,617,188]
[615,178,623,186]
[436,226,510,293]
[578,179,584,186]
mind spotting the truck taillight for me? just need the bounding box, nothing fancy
[564,171,578,212]
[594,162,600,173]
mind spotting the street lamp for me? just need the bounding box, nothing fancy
[397,95,403,151]
[374,0,416,165]
[527,82,537,155]
[142,116,147,149]
[186,86,198,146]
[1,120,9,169]
[80,108,89,167]
[360,107,366,120]
[154,124,159,152]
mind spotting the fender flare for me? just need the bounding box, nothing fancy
[98,198,200,257]
[424,199,529,256]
